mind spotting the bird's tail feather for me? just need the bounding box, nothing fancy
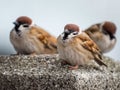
[95,58,107,67]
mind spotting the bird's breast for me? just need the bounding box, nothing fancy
[10,30,37,54]
[58,44,87,66]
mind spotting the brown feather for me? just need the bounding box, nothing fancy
[74,32,107,67]
[84,22,116,53]
[75,32,101,54]
[29,25,57,54]
[16,16,32,25]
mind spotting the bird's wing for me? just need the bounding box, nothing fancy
[29,25,57,51]
[75,32,101,55]
[74,32,107,67]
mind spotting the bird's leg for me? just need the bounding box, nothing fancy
[30,52,37,56]
[69,65,79,70]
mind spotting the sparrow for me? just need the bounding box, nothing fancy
[10,16,57,55]
[84,21,117,53]
[57,24,107,70]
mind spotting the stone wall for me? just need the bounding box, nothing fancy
[0,55,120,90]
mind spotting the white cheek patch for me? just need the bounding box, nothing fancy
[18,25,25,31]
[60,31,79,42]
[60,33,64,39]
[18,25,29,32]
[68,31,79,39]
[68,33,75,39]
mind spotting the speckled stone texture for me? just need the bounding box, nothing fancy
[0,55,120,90]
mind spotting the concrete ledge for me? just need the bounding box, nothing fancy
[0,55,120,90]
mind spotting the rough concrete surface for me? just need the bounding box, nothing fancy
[0,54,120,90]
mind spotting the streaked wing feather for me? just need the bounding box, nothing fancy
[75,33,107,66]
[76,34,101,54]
[30,26,57,50]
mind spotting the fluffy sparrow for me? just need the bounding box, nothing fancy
[57,24,107,70]
[10,16,57,55]
[84,21,117,53]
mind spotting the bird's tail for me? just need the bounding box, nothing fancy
[95,58,107,67]
[94,55,107,67]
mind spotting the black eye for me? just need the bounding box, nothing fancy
[73,32,78,35]
[23,24,29,27]
[102,30,108,35]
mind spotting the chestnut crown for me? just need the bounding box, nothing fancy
[15,16,32,25]
[64,24,79,32]
[103,21,116,34]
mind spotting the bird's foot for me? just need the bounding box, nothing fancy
[69,65,79,70]
[29,52,37,57]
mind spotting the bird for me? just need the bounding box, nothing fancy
[57,24,107,70]
[84,21,117,53]
[10,16,57,55]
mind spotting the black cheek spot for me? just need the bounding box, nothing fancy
[63,33,68,40]
[103,31,108,35]
[109,33,115,40]
[103,30,115,40]
[15,25,20,32]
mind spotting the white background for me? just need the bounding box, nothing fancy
[0,0,119,60]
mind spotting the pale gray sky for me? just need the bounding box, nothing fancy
[0,0,119,60]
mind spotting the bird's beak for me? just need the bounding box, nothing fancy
[62,30,70,40]
[64,30,70,35]
[13,21,19,26]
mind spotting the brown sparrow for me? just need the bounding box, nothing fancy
[84,21,117,53]
[57,24,107,70]
[10,16,57,55]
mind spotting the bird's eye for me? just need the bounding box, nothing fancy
[23,24,29,27]
[103,30,108,35]
[73,32,78,35]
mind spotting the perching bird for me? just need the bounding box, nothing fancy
[57,24,107,70]
[84,21,117,53]
[10,16,57,55]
